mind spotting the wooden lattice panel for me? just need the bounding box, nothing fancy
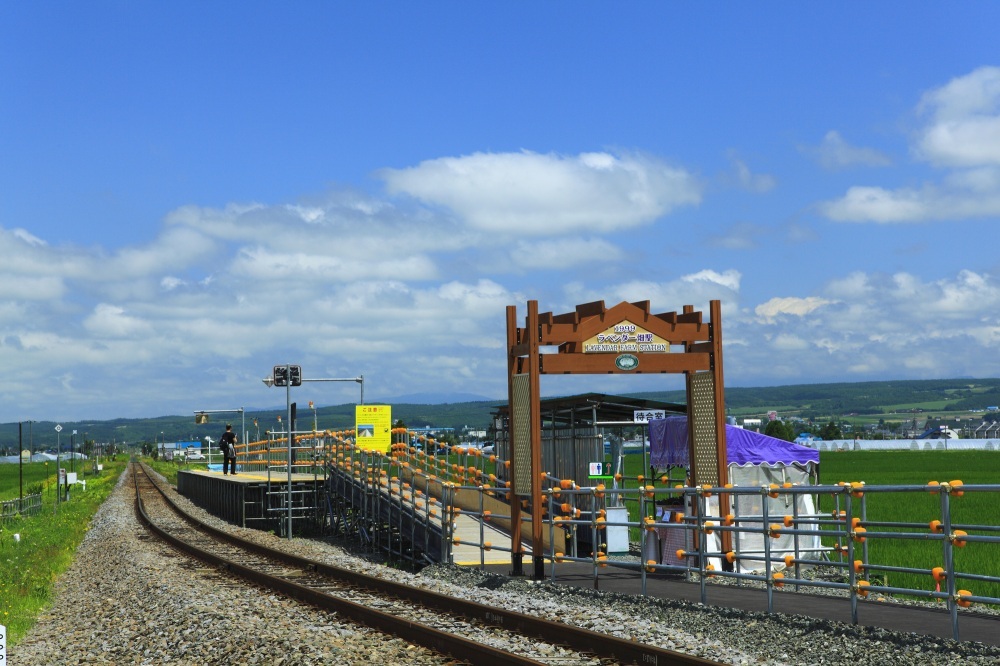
[689,372,719,486]
[510,374,532,495]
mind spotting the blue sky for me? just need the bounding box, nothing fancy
[3,4,1000,422]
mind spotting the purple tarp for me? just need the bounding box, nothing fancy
[649,415,820,468]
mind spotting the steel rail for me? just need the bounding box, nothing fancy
[132,465,547,666]
[134,463,722,666]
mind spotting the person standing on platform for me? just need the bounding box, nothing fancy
[220,424,238,475]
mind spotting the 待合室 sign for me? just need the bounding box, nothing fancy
[633,410,666,424]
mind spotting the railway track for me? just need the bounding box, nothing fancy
[132,462,724,666]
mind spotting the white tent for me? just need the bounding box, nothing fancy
[650,416,823,573]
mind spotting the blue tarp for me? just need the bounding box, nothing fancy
[649,415,819,468]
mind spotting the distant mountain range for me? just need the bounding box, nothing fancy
[3,378,999,452]
[382,392,497,405]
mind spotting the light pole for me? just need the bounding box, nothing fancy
[55,424,63,509]
[261,370,292,539]
[194,408,247,459]
[18,421,23,502]
[261,367,363,540]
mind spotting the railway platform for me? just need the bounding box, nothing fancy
[478,560,1000,646]
[177,468,324,532]
[175,466,1000,646]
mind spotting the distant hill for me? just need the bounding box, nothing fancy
[3,378,999,452]
[626,377,1000,420]
[381,392,496,405]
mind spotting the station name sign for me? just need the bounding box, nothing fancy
[583,321,669,353]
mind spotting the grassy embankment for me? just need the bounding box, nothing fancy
[0,459,127,646]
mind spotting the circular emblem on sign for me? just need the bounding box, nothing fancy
[615,354,639,371]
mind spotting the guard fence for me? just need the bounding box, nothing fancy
[1,493,42,523]
[227,431,1000,641]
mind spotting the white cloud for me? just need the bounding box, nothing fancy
[820,67,1000,223]
[770,333,810,351]
[682,269,742,292]
[379,150,701,235]
[820,178,1000,223]
[805,131,891,169]
[12,228,48,246]
[83,303,154,338]
[726,153,777,192]
[562,270,741,316]
[916,66,1000,167]
[0,275,65,300]
[754,296,832,321]
[730,269,1000,385]
[161,276,186,291]
[231,246,440,282]
[508,238,624,270]
[819,185,929,222]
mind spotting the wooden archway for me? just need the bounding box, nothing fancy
[506,299,728,577]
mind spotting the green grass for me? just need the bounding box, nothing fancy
[145,457,208,485]
[817,450,1000,599]
[0,459,127,645]
[0,462,60,501]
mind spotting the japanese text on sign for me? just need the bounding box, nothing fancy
[633,410,666,424]
[355,405,392,453]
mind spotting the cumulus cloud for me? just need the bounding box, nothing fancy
[0,275,65,300]
[820,67,1000,223]
[731,270,1000,384]
[915,66,1000,167]
[819,179,1000,222]
[804,131,891,169]
[682,269,742,292]
[563,269,741,316]
[754,296,833,321]
[379,150,701,235]
[83,303,153,337]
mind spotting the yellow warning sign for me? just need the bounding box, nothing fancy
[355,404,392,453]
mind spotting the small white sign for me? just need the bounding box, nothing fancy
[67,472,78,484]
[55,424,63,433]
[1,622,7,662]
[633,409,666,424]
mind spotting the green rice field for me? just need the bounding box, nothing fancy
[816,450,1000,600]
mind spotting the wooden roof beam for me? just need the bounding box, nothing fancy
[575,300,607,319]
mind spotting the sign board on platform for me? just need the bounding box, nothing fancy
[633,409,666,424]
[355,405,391,453]
[588,461,614,479]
